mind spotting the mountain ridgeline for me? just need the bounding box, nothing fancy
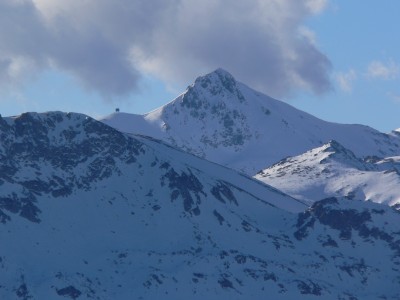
[256,140,400,207]
[1,69,400,299]
[102,69,400,175]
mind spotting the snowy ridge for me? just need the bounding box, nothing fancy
[1,113,400,299]
[102,69,400,175]
[256,140,400,206]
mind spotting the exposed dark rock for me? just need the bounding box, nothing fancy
[339,259,368,278]
[210,182,238,205]
[322,235,338,248]
[0,209,11,223]
[296,280,322,295]
[15,282,32,300]
[0,194,41,223]
[218,277,233,289]
[213,210,225,225]
[241,220,252,232]
[295,198,372,240]
[163,168,205,214]
[56,286,82,299]
[234,254,246,264]
[294,214,315,240]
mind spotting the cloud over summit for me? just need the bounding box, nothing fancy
[0,0,332,99]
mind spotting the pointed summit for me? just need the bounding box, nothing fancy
[185,68,245,103]
[322,140,349,154]
[195,68,237,88]
[320,140,365,167]
[213,67,234,76]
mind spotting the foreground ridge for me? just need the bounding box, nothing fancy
[0,112,399,299]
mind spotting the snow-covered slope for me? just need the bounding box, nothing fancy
[2,112,400,299]
[256,140,400,207]
[102,69,400,175]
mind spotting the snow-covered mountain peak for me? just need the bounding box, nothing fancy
[165,68,248,117]
[2,109,400,300]
[2,110,400,299]
[2,111,91,132]
[101,69,400,175]
[318,140,366,169]
[5,111,88,122]
[187,68,245,102]
[1,111,120,150]
[194,68,237,88]
[321,139,347,153]
[136,69,261,157]
[0,110,305,225]
[260,140,366,174]
[256,140,400,206]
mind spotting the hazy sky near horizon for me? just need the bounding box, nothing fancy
[0,0,399,132]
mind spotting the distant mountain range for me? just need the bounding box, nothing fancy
[256,140,400,207]
[1,69,400,299]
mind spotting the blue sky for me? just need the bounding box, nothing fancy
[294,1,400,132]
[0,0,399,132]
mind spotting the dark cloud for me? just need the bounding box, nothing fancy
[0,0,332,99]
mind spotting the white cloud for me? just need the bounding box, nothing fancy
[306,0,328,14]
[0,0,332,99]
[298,26,318,46]
[366,60,399,80]
[336,69,357,93]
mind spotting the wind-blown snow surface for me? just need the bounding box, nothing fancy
[256,140,400,207]
[101,69,400,175]
[2,112,400,299]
